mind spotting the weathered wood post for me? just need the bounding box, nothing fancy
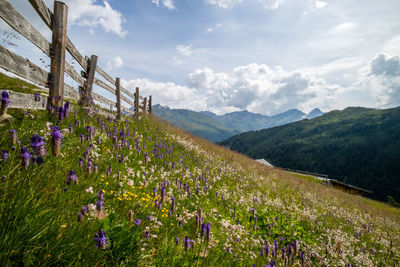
[143,97,147,114]
[49,1,68,108]
[148,95,152,114]
[116,78,121,119]
[80,55,97,105]
[135,87,139,122]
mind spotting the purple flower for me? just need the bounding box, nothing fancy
[184,236,191,250]
[106,166,112,176]
[96,190,104,211]
[34,93,40,102]
[68,124,73,133]
[171,196,175,212]
[145,231,150,238]
[63,101,70,117]
[1,91,10,114]
[67,170,78,185]
[94,230,108,248]
[206,222,211,242]
[57,107,64,121]
[20,146,31,168]
[80,133,84,143]
[147,215,153,221]
[51,126,62,156]
[2,150,9,162]
[30,134,46,156]
[135,219,141,226]
[161,186,166,202]
[36,156,44,165]
[79,158,83,168]
[175,236,180,245]
[82,206,88,215]
[9,129,17,145]
[94,164,98,174]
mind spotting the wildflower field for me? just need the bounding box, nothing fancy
[0,97,399,266]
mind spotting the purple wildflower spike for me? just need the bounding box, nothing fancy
[206,222,211,242]
[51,126,62,156]
[57,107,64,121]
[34,93,40,102]
[184,236,191,250]
[94,230,108,248]
[63,101,70,117]
[82,206,88,215]
[175,236,180,245]
[135,219,141,226]
[161,186,166,203]
[171,196,175,212]
[20,146,31,168]
[31,134,46,156]
[67,170,78,185]
[2,150,9,162]
[1,91,10,114]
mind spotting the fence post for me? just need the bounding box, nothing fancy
[143,97,147,114]
[49,1,68,108]
[116,78,121,120]
[80,55,97,105]
[135,87,139,122]
[148,95,152,113]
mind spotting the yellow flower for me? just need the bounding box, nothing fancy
[105,182,109,185]
[117,197,122,201]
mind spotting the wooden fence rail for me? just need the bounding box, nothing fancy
[0,0,152,120]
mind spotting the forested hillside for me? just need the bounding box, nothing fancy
[219,106,400,203]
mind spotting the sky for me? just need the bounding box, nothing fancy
[2,0,400,115]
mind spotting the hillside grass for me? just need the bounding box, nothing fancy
[0,100,399,266]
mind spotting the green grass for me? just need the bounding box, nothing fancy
[0,72,45,94]
[0,83,399,265]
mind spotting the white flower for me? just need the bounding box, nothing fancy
[127,179,134,186]
[87,203,96,211]
[86,186,93,193]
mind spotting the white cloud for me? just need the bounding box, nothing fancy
[205,0,242,9]
[64,0,127,37]
[206,23,223,33]
[329,22,358,35]
[187,63,339,114]
[314,0,327,8]
[176,45,193,57]
[106,56,124,70]
[205,0,284,9]
[151,0,176,10]
[259,0,285,10]
[121,78,205,110]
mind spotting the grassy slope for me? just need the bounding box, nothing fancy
[0,106,399,266]
[219,106,400,202]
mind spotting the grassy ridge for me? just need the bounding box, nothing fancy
[0,96,399,265]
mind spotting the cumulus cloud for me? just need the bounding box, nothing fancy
[187,63,338,115]
[354,54,400,107]
[122,55,400,115]
[121,78,205,110]
[106,56,123,70]
[369,54,400,76]
[64,0,127,37]
[151,0,176,10]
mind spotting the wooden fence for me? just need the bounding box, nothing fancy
[0,0,151,120]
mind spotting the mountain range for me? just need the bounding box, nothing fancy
[218,106,400,202]
[151,104,323,142]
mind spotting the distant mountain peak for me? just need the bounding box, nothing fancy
[306,108,324,119]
